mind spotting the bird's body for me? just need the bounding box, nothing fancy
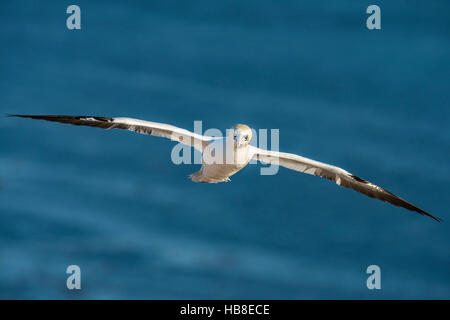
[9,114,441,222]
[189,161,245,183]
[190,128,254,183]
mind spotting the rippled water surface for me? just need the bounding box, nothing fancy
[0,1,449,299]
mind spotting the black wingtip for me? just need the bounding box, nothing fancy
[418,209,442,223]
[429,214,442,223]
[6,114,29,118]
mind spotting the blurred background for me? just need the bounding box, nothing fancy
[0,0,449,299]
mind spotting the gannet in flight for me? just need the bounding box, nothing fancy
[9,114,440,222]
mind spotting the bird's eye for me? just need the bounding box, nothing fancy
[244,135,248,141]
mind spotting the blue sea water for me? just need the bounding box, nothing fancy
[0,0,449,299]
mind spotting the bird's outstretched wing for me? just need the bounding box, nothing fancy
[9,115,215,152]
[251,146,440,222]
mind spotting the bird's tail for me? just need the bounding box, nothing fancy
[188,170,230,183]
[189,170,208,183]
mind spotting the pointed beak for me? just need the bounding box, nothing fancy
[235,136,243,147]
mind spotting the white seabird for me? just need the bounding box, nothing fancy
[9,114,440,222]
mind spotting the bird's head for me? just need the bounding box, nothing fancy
[231,124,252,147]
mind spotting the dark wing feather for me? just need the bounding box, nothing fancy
[252,147,440,222]
[9,114,214,151]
